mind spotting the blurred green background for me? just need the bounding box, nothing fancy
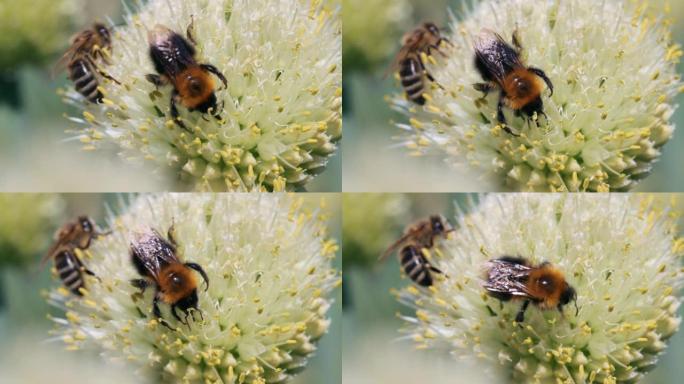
[0,0,341,192]
[0,193,341,384]
[341,193,684,383]
[342,0,684,192]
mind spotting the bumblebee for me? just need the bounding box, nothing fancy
[391,22,450,105]
[146,21,228,130]
[129,225,209,328]
[42,216,107,296]
[380,215,453,286]
[473,29,553,135]
[483,256,577,323]
[56,23,119,103]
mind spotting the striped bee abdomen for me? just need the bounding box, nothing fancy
[400,245,440,287]
[55,249,86,296]
[68,58,103,103]
[399,57,426,105]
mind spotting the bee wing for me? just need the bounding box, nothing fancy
[473,28,523,84]
[384,44,414,80]
[130,230,179,279]
[378,230,417,261]
[483,259,532,297]
[51,30,96,79]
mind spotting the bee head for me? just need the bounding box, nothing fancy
[423,22,440,36]
[520,95,544,118]
[78,216,94,233]
[193,91,218,115]
[430,215,448,235]
[560,285,578,314]
[174,288,199,312]
[94,23,111,45]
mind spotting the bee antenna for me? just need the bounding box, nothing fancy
[185,262,210,291]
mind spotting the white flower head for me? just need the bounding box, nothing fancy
[396,194,684,383]
[47,194,340,383]
[65,0,341,192]
[343,0,412,70]
[390,0,682,192]
[0,0,80,69]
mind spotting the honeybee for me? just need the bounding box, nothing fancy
[129,225,209,328]
[380,215,454,286]
[56,23,119,103]
[42,216,108,296]
[483,256,577,323]
[145,21,228,130]
[473,29,553,135]
[391,22,451,105]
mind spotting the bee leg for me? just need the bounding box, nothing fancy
[130,278,150,293]
[170,91,189,131]
[170,304,185,325]
[511,30,523,53]
[145,74,167,88]
[185,262,210,291]
[497,95,519,137]
[426,44,448,58]
[200,64,228,89]
[167,221,177,248]
[186,15,197,45]
[515,300,530,323]
[437,37,453,48]
[527,67,554,96]
[473,82,494,96]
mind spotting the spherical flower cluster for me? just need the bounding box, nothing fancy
[47,193,340,383]
[396,194,684,383]
[0,0,80,70]
[342,193,410,267]
[342,0,412,71]
[390,0,682,192]
[65,0,341,192]
[0,194,64,267]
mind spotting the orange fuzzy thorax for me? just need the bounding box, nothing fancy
[159,263,198,304]
[502,68,543,110]
[176,66,215,109]
[526,266,568,309]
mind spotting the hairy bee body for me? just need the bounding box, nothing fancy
[145,23,227,130]
[129,225,209,329]
[393,22,450,106]
[43,216,104,296]
[381,215,453,287]
[473,29,553,135]
[483,256,577,323]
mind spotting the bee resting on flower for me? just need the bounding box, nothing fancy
[46,194,340,383]
[64,0,341,192]
[391,0,682,192]
[396,194,684,383]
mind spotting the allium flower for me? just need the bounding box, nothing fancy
[0,194,64,267]
[0,0,80,70]
[65,0,341,192]
[342,0,412,71]
[396,194,684,383]
[47,194,340,383]
[390,0,682,192]
[342,193,410,267]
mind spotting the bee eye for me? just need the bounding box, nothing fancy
[188,78,203,94]
[171,274,183,286]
